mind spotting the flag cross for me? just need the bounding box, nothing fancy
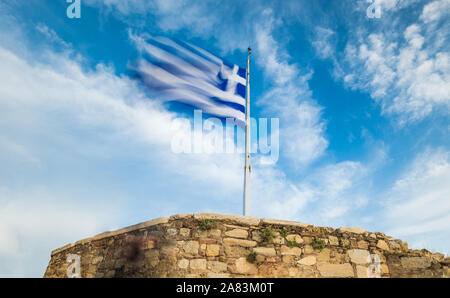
[221,64,246,95]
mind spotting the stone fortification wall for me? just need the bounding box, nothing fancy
[44,213,449,278]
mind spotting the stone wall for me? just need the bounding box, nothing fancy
[44,213,449,278]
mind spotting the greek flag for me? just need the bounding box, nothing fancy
[131,36,247,124]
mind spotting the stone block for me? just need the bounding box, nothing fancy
[145,240,155,249]
[297,256,316,266]
[224,224,249,230]
[225,229,248,239]
[178,259,189,269]
[167,228,177,237]
[317,248,330,262]
[251,231,262,242]
[338,227,367,234]
[356,265,368,278]
[341,239,350,247]
[189,259,207,270]
[303,245,313,254]
[232,257,257,275]
[223,238,257,247]
[169,213,192,220]
[253,247,277,256]
[255,255,265,263]
[179,228,190,237]
[328,236,339,246]
[401,257,432,269]
[93,217,169,241]
[302,236,313,244]
[209,261,228,272]
[348,249,370,265]
[389,240,402,250]
[282,255,296,264]
[431,253,444,262]
[92,256,103,264]
[194,213,260,226]
[376,240,389,250]
[209,229,222,238]
[182,241,199,254]
[273,233,285,245]
[224,245,250,257]
[206,244,221,257]
[261,218,310,228]
[280,246,301,256]
[317,263,354,278]
[357,240,369,249]
[286,234,303,244]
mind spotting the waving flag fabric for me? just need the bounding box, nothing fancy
[131,36,247,123]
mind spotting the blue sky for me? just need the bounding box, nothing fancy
[0,0,449,277]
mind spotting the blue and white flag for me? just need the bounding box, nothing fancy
[130,36,247,124]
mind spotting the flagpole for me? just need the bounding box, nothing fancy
[243,47,251,216]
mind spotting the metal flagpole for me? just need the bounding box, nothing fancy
[243,47,251,216]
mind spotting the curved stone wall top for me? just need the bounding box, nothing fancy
[50,213,368,256]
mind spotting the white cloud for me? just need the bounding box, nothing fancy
[85,0,153,14]
[376,0,420,10]
[254,11,299,86]
[311,1,450,125]
[420,0,450,23]
[260,86,328,165]
[0,186,121,277]
[341,21,449,124]
[254,10,329,166]
[85,0,251,54]
[312,27,335,59]
[0,136,40,164]
[36,23,71,48]
[253,160,369,226]
[384,148,450,254]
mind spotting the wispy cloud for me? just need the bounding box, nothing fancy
[36,23,71,48]
[322,1,450,125]
[253,160,370,226]
[312,27,335,59]
[254,9,328,166]
[383,147,450,254]
[420,0,450,23]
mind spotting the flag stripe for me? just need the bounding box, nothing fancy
[132,36,247,122]
[136,60,246,108]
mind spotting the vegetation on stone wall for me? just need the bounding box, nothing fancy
[312,237,327,251]
[198,219,216,231]
[259,226,275,243]
[246,252,257,263]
